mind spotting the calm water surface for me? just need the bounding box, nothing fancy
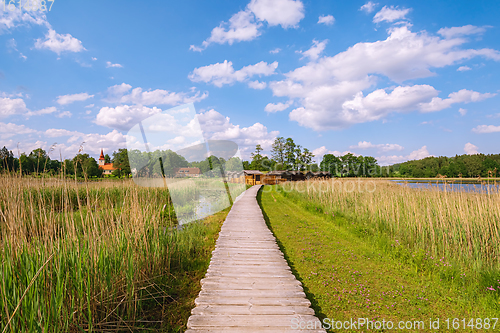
[391,180,500,193]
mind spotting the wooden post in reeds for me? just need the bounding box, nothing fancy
[158,157,171,223]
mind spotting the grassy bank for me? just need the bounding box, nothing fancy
[258,183,499,331]
[280,179,500,275]
[0,174,226,332]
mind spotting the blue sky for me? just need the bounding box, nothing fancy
[1,0,499,165]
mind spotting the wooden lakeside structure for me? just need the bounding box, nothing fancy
[186,185,326,332]
[225,170,332,186]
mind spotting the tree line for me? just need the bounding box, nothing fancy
[4,143,496,179]
[0,146,131,178]
[0,146,243,179]
[391,153,500,178]
[245,137,389,177]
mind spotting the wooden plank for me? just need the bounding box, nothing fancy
[186,185,326,332]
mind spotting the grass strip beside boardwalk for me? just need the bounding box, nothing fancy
[258,185,499,332]
[160,209,228,332]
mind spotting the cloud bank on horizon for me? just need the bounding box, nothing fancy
[1,0,499,165]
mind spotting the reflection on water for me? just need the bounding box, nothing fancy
[391,180,500,193]
[168,179,246,225]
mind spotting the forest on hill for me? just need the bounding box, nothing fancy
[391,153,500,178]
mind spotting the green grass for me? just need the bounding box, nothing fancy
[0,174,228,332]
[258,185,499,332]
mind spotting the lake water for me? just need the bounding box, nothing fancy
[391,180,500,193]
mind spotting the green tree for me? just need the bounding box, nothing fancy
[225,157,243,172]
[340,153,358,177]
[73,154,102,178]
[0,146,15,172]
[320,154,341,176]
[463,154,482,177]
[250,145,264,170]
[271,137,286,168]
[111,148,132,178]
[298,148,314,171]
[293,145,302,170]
[481,157,500,177]
[284,138,296,170]
[19,153,34,174]
[260,156,275,172]
[29,148,49,174]
[364,156,378,177]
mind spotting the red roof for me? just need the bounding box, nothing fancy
[99,163,116,171]
[99,149,105,160]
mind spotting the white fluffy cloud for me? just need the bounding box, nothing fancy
[2,10,85,59]
[349,141,404,152]
[264,100,292,113]
[457,66,471,72]
[373,6,411,23]
[191,0,304,50]
[34,29,85,55]
[360,2,378,13]
[197,109,279,158]
[56,111,72,118]
[270,48,281,54]
[0,122,37,139]
[377,146,432,165]
[297,39,328,62]
[0,97,28,117]
[45,128,83,139]
[318,15,335,26]
[189,60,278,87]
[464,142,479,155]
[95,105,163,131]
[0,9,48,33]
[437,25,488,39]
[472,125,500,134]
[56,93,94,105]
[248,0,304,28]
[25,106,58,117]
[268,25,500,130]
[106,61,123,68]
[104,83,208,105]
[0,140,49,158]
[458,108,467,116]
[311,146,330,159]
[0,96,69,119]
[193,9,261,50]
[311,146,357,162]
[248,80,267,89]
[51,130,130,160]
[418,89,495,112]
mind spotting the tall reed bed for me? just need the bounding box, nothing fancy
[277,179,500,275]
[0,174,218,332]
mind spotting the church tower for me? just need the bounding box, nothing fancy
[99,149,105,166]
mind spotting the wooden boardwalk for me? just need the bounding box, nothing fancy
[186,185,326,332]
